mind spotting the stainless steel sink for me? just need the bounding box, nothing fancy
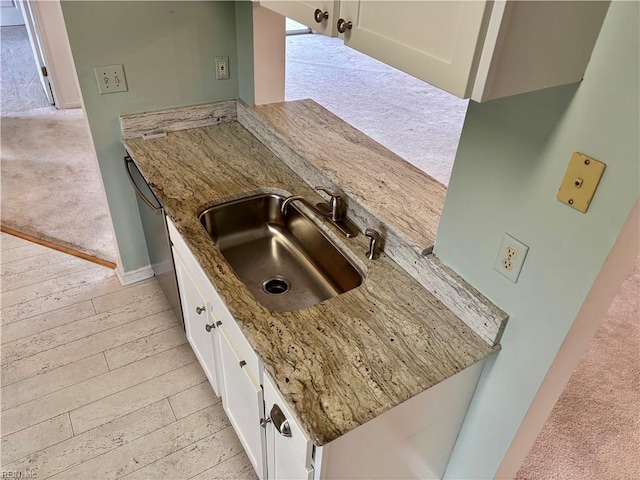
[199,194,362,311]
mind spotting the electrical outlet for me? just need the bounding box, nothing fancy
[94,65,128,94]
[494,233,529,283]
[215,56,229,80]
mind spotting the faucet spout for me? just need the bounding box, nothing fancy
[280,195,307,216]
[281,195,330,217]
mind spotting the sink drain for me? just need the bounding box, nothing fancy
[261,276,291,295]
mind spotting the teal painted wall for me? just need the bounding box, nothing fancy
[61,1,239,272]
[235,1,255,106]
[439,2,639,477]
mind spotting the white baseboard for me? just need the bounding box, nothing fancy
[57,101,82,109]
[115,264,155,286]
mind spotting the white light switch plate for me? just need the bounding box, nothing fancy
[94,64,128,94]
[494,233,529,283]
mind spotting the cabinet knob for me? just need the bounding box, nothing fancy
[195,306,205,315]
[270,404,292,437]
[314,9,328,23]
[205,324,213,332]
[260,417,272,428]
[337,18,352,34]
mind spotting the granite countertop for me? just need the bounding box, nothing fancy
[238,100,447,254]
[122,106,497,446]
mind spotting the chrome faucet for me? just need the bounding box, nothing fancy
[281,187,358,238]
[315,187,344,222]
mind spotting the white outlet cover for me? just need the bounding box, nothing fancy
[94,64,128,95]
[494,233,529,283]
[215,56,229,80]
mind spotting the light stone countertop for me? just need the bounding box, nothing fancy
[238,100,508,346]
[123,118,497,446]
[238,100,446,255]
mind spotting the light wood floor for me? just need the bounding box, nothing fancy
[0,232,256,479]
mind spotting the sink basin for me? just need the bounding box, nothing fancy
[199,194,362,311]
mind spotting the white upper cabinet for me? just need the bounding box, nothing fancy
[261,0,610,102]
[261,0,340,36]
[470,1,610,102]
[338,0,490,99]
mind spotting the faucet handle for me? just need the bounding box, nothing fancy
[315,186,343,221]
[315,186,338,198]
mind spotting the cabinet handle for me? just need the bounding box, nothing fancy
[260,417,272,428]
[270,404,292,437]
[195,306,205,315]
[216,320,222,327]
[337,18,352,33]
[314,9,328,23]
[205,324,213,332]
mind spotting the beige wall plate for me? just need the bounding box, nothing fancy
[557,152,606,213]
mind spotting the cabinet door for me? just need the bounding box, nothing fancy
[338,0,490,98]
[263,373,314,480]
[261,0,339,36]
[218,327,267,479]
[173,249,220,395]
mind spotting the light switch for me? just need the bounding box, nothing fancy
[557,152,605,213]
[94,64,128,94]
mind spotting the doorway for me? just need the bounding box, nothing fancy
[284,23,468,187]
[0,0,117,264]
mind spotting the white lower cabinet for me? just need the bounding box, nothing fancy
[168,217,487,479]
[168,218,268,479]
[312,359,486,480]
[218,326,267,479]
[173,248,220,396]
[263,374,314,480]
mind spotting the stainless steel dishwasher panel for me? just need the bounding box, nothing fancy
[125,156,184,329]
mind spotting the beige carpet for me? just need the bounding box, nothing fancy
[1,26,50,113]
[1,25,117,263]
[285,33,468,186]
[516,257,640,479]
[1,106,117,263]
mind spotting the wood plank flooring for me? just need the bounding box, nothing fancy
[0,232,256,479]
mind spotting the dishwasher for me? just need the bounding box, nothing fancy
[124,155,184,330]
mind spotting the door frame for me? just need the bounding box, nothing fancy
[17,0,54,104]
[19,0,81,109]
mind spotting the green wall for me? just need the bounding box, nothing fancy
[235,0,255,106]
[61,1,239,272]
[439,2,639,477]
